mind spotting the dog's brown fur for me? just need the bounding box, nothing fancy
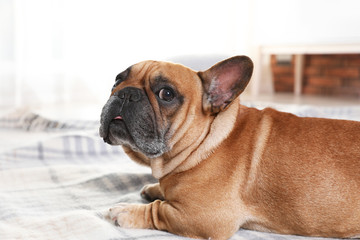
[103,56,360,239]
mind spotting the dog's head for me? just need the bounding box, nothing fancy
[99,56,253,168]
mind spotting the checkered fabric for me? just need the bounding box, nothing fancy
[1,106,354,240]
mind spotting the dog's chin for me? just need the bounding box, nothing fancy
[103,121,166,159]
[104,120,135,146]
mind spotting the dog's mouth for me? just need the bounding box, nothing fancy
[113,116,123,120]
[109,115,124,128]
[99,95,168,158]
[100,114,128,145]
[108,115,127,137]
[99,95,129,145]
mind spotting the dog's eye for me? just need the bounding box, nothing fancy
[158,88,174,102]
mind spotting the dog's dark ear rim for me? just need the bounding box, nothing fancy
[198,55,253,115]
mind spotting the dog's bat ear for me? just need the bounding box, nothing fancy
[198,55,253,114]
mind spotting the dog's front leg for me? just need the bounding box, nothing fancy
[108,200,181,232]
[108,200,238,239]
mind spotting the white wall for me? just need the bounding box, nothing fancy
[1,0,360,108]
[0,0,252,108]
[253,0,360,45]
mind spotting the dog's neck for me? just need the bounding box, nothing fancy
[151,99,240,179]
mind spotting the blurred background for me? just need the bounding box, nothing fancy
[1,0,360,111]
[2,1,360,237]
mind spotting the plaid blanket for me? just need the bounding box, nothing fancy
[1,105,357,240]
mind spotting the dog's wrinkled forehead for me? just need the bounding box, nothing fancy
[111,60,200,95]
[111,62,147,94]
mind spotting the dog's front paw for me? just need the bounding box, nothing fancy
[109,203,148,229]
[109,203,136,228]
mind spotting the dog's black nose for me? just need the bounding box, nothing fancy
[114,87,142,102]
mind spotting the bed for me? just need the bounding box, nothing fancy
[1,102,359,240]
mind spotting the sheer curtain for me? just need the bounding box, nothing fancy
[0,0,252,108]
[2,0,359,108]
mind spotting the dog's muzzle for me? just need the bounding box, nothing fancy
[99,87,142,142]
[99,87,167,157]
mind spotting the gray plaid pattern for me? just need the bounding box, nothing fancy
[1,107,355,239]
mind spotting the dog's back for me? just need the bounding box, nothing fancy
[235,106,360,237]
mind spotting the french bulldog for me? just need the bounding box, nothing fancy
[99,56,360,239]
